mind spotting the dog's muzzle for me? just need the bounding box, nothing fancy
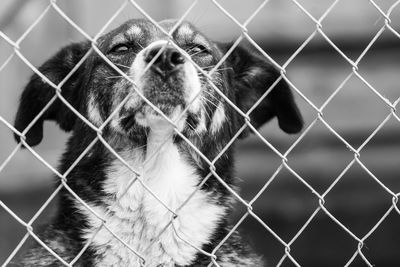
[145,45,185,79]
[121,41,201,133]
[140,43,187,115]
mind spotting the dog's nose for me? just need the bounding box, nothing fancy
[144,45,185,75]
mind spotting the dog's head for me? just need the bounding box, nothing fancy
[14,19,303,149]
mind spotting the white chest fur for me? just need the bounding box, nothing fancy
[77,138,225,266]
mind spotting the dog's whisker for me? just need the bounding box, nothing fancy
[212,67,234,72]
[200,67,233,75]
[197,98,213,124]
[198,69,226,78]
[113,62,132,69]
[201,90,221,104]
[134,144,147,151]
[185,120,202,141]
[105,76,124,79]
[105,74,135,80]
[201,65,216,70]
[201,104,212,122]
[201,89,219,98]
[201,96,220,110]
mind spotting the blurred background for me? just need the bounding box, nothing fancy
[1,0,400,266]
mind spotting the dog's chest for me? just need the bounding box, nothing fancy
[79,141,224,266]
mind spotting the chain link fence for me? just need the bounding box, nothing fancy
[1,0,400,266]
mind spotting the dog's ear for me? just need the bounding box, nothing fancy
[221,44,303,137]
[14,41,90,146]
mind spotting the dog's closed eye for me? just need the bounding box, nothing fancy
[110,43,131,54]
[188,44,210,56]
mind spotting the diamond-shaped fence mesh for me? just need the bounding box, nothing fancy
[1,0,400,266]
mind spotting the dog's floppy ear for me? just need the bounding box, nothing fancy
[14,41,90,146]
[221,44,303,137]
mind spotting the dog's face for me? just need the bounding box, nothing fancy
[14,19,303,153]
[87,19,229,142]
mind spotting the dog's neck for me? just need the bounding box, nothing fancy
[76,130,226,266]
[145,122,175,161]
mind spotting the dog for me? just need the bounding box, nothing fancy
[13,19,303,266]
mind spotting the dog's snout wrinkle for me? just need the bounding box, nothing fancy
[145,45,185,76]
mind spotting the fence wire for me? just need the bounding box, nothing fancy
[1,0,400,266]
